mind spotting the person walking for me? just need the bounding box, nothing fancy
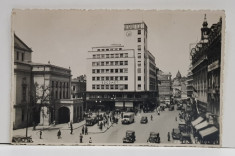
[168,132,171,141]
[89,137,92,143]
[57,129,61,139]
[85,126,88,135]
[79,133,83,143]
[39,130,42,139]
[82,125,85,135]
[70,124,73,134]
[151,115,153,121]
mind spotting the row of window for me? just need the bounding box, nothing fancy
[97,48,122,52]
[52,81,69,88]
[92,68,128,74]
[92,84,128,90]
[51,89,69,99]
[16,51,25,61]
[92,76,128,81]
[93,53,128,59]
[92,61,128,66]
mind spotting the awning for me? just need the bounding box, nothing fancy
[115,102,123,107]
[125,102,133,108]
[199,126,218,138]
[195,121,209,131]
[191,116,204,126]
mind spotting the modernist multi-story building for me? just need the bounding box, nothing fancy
[86,22,158,111]
[13,34,83,129]
[186,69,194,98]
[190,15,222,116]
[157,70,172,104]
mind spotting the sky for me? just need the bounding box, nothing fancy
[12,10,224,78]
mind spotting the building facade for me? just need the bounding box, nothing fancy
[13,34,83,129]
[157,70,172,104]
[190,15,222,116]
[86,22,158,112]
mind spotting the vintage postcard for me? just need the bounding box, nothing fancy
[11,10,225,147]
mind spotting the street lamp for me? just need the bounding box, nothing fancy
[95,96,101,124]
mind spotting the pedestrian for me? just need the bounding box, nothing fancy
[70,125,73,134]
[39,130,42,139]
[175,116,177,121]
[168,132,170,141]
[79,133,83,143]
[57,129,61,139]
[82,125,85,135]
[85,126,88,135]
[89,137,92,143]
[151,115,153,121]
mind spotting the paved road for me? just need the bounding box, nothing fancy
[13,106,182,145]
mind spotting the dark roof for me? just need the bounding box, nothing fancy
[14,34,33,52]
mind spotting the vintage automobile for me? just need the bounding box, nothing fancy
[123,130,136,143]
[86,117,98,126]
[147,132,160,143]
[169,105,175,111]
[180,132,192,144]
[178,120,187,133]
[12,135,33,143]
[140,116,148,124]
[172,128,182,140]
[122,112,135,124]
[177,104,183,110]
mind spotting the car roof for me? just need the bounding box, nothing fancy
[126,130,135,133]
[150,132,158,135]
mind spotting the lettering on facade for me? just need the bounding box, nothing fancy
[101,81,118,85]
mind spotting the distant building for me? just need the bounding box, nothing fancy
[157,70,172,104]
[86,22,158,112]
[171,71,187,99]
[71,75,86,99]
[186,69,193,98]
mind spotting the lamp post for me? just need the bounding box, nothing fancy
[95,96,101,124]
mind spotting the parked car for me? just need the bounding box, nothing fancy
[86,117,98,126]
[140,116,148,124]
[177,104,183,110]
[180,132,192,144]
[147,132,160,143]
[123,130,136,143]
[172,128,182,140]
[12,135,33,143]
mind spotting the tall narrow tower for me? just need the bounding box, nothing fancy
[124,22,148,91]
[201,14,210,42]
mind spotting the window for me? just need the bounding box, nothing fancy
[110,85,114,89]
[124,61,128,65]
[138,61,141,67]
[97,49,100,51]
[110,69,114,73]
[120,61,123,65]
[120,54,123,58]
[97,62,100,66]
[22,53,24,61]
[138,53,141,58]
[92,85,95,89]
[138,45,141,51]
[17,52,19,60]
[115,69,118,73]
[138,76,141,81]
[120,69,123,73]
[106,77,109,80]
[124,68,128,73]
[115,85,118,89]
[92,69,95,73]
[101,62,104,66]
[73,86,75,91]
[101,85,104,89]
[97,77,100,81]
[138,38,141,42]
[97,54,100,58]
[72,94,75,98]
[110,61,114,66]
[106,85,109,89]
[97,85,100,89]
[124,85,128,90]
[115,61,119,65]
[106,62,109,66]
[111,54,114,58]
[92,62,96,66]
[102,49,105,51]
[115,76,118,81]
[115,54,119,58]
[124,53,128,58]
[119,48,122,50]
[138,84,141,90]
[106,49,109,51]
[97,69,100,73]
[106,54,109,58]
[138,30,141,35]
[125,76,128,80]
[101,54,105,58]
[22,86,26,101]
[138,68,141,73]
[101,69,104,73]
[120,76,123,80]
[93,54,96,58]
[110,77,114,80]
[101,77,104,81]
[106,69,109,73]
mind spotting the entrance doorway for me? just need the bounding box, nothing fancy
[58,107,70,124]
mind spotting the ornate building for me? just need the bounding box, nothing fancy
[172,70,187,99]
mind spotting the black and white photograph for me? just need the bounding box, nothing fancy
[11,10,224,146]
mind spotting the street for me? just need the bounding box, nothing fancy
[13,106,181,145]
